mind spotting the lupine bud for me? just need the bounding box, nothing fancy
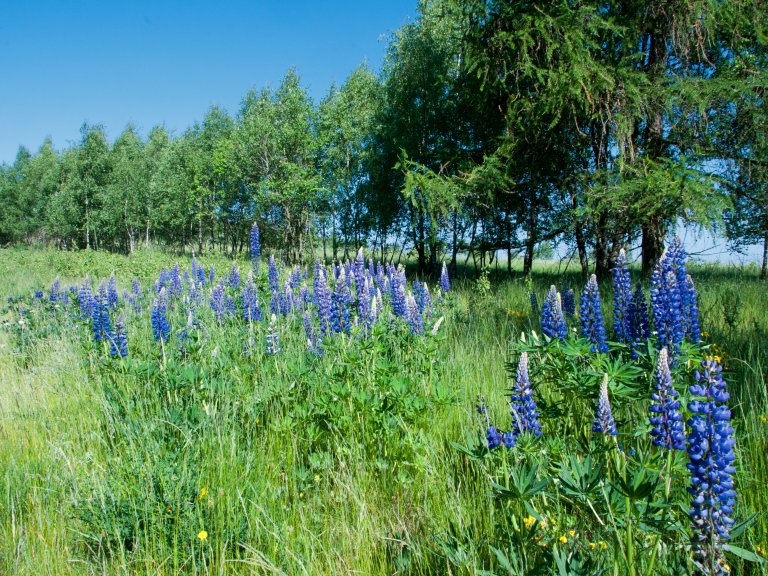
[612,249,633,343]
[580,274,609,353]
[541,285,567,340]
[592,375,617,436]
[510,352,542,437]
[649,348,685,450]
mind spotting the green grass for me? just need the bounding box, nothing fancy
[0,247,766,575]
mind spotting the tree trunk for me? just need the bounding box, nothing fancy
[641,216,667,277]
[761,232,767,280]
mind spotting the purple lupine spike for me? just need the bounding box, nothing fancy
[439,261,451,293]
[79,277,93,320]
[406,293,424,335]
[49,277,61,303]
[268,255,280,316]
[169,264,183,297]
[477,401,504,449]
[612,249,633,343]
[241,272,262,322]
[541,285,567,341]
[580,274,609,353]
[208,265,215,285]
[592,376,617,436]
[304,310,321,355]
[228,262,241,290]
[250,221,261,272]
[92,282,111,343]
[561,287,575,319]
[314,267,332,338]
[210,283,225,323]
[687,358,736,574]
[627,283,650,358]
[330,268,352,333]
[151,288,170,342]
[510,352,542,437]
[684,274,702,343]
[649,348,685,450]
[109,314,129,357]
[107,273,119,309]
[530,291,540,315]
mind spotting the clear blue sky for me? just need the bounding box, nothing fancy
[0,0,416,164]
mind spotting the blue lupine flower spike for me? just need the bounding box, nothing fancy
[580,274,609,353]
[593,375,618,436]
[510,351,542,437]
[649,348,685,450]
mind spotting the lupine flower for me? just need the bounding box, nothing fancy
[266,314,280,355]
[268,256,280,315]
[151,288,171,342]
[530,291,539,315]
[628,283,650,358]
[562,288,575,319]
[477,401,503,449]
[169,264,183,297]
[439,262,451,293]
[224,295,236,318]
[510,352,542,437]
[241,273,262,322]
[210,283,225,322]
[314,267,332,338]
[612,249,633,343]
[541,285,567,341]
[196,262,207,286]
[250,221,261,271]
[330,270,352,333]
[109,314,129,357]
[282,282,294,316]
[92,282,111,342]
[304,310,321,355]
[684,274,702,343]
[107,273,119,309]
[358,277,371,331]
[649,348,685,450]
[354,248,366,299]
[49,277,61,303]
[580,274,609,353]
[391,277,408,319]
[228,262,241,290]
[208,265,215,285]
[406,293,424,335]
[592,375,617,436]
[79,277,93,320]
[652,268,685,359]
[687,358,736,575]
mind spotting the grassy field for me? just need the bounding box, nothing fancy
[0,247,766,575]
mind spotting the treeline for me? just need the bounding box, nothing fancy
[1,0,766,278]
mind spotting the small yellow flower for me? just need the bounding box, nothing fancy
[199,487,207,499]
[166,506,172,513]
[198,530,208,541]
[568,530,575,537]
[589,542,596,550]
[559,535,568,544]
[314,474,320,484]
[523,515,536,529]
[756,544,765,555]
[599,541,607,550]
[761,415,767,425]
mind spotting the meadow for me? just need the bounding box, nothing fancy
[0,244,766,575]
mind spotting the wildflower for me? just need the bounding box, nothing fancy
[199,487,208,499]
[649,348,685,450]
[109,315,129,357]
[228,262,241,290]
[510,352,542,437]
[314,474,320,484]
[439,261,451,293]
[266,314,280,355]
[650,248,685,359]
[568,530,575,537]
[559,535,568,544]
[580,275,609,353]
[198,530,208,542]
[304,310,321,355]
[684,274,702,343]
[330,270,352,333]
[92,282,111,343]
[314,268,333,338]
[49,277,61,303]
[628,283,650,358]
[268,256,281,315]
[756,545,765,555]
[761,415,767,425]
[477,400,504,449]
[688,358,736,575]
[391,270,408,318]
[250,221,261,271]
[612,249,633,343]
[241,273,262,322]
[406,293,424,335]
[530,291,539,315]
[523,515,536,529]
[169,264,183,297]
[593,375,617,436]
[562,287,576,319]
[79,277,94,321]
[210,283,225,322]
[541,286,567,341]
[151,288,171,342]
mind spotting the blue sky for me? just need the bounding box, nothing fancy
[0,0,416,163]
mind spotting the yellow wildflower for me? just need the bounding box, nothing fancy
[568,530,576,537]
[756,544,764,555]
[523,515,536,529]
[559,535,568,544]
[199,487,207,499]
[589,542,596,550]
[314,474,320,484]
[761,415,767,425]
[599,541,607,550]
[198,530,208,541]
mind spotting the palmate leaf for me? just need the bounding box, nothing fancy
[492,464,549,501]
[557,454,603,501]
